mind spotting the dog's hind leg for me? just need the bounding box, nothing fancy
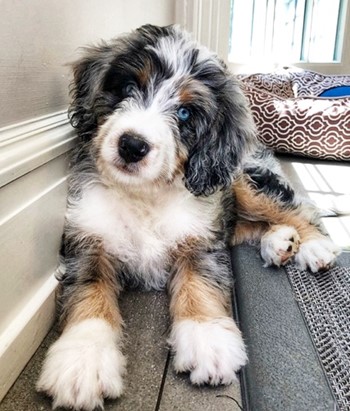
[168,245,247,386]
[37,235,125,411]
[232,220,301,267]
[231,220,269,246]
[232,166,339,272]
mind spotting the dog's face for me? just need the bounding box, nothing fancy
[70,25,255,195]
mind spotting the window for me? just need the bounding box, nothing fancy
[229,0,347,64]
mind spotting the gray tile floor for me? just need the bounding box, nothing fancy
[0,290,242,411]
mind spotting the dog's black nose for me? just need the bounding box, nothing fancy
[118,133,150,163]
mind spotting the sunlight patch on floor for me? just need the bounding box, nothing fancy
[290,161,350,251]
[321,216,350,251]
[291,162,350,194]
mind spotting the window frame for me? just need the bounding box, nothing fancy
[176,0,350,74]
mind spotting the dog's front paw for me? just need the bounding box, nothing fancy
[295,237,340,273]
[169,318,247,386]
[261,225,300,267]
[37,318,126,411]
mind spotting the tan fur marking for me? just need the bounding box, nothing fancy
[65,280,122,330]
[233,176,324,242]
[170,236,201,262]
[61,242,122,332]
[137,61,151,87]
[232,221,269,245]
[179,79,212,105]
[179,87,193,104]
[169,264,230,322]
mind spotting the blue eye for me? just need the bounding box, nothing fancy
[177,107,190,121]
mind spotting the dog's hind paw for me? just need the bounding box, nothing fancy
[295,237,340,273]
[169,318,247,386]
[37,318,126,411]
[261,225,300,267]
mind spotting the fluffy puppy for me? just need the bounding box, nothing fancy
[37,25,339,410]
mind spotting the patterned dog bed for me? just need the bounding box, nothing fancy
[239,70,350,161]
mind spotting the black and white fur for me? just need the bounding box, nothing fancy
[37,25,339,410]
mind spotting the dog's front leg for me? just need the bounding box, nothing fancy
[37,237,125,411]
[168,249,247,385]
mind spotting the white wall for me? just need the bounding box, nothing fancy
[0,0,175,401]
[0,0,175,128]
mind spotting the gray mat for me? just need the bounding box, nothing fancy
[285,264,350,411]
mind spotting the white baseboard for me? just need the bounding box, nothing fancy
[0,110,75,401]
[0,110,76,188]
[0,274,58,402]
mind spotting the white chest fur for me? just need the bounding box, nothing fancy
[68,183,219,288]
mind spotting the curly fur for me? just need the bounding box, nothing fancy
[37,24,338,411]
[69,24,255,196]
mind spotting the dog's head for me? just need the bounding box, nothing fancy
[70,24,256,195]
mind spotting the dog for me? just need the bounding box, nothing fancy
[37,24,339,410]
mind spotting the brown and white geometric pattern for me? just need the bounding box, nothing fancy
[238,72,294,98]
[241,83,350,161]
[291,70,350,97]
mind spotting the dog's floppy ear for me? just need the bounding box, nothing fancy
[184,75,256,196]
[69,45,114,139]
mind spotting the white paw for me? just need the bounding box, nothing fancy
[169,318,247,386]
[261,225,300,267]
[295,237,340,273]
[37,318,126,411]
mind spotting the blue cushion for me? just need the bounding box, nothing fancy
[320,86,350,97]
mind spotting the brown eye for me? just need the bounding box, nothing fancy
[123,82,137,97]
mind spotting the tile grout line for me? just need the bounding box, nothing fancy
[154,349,171,411]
